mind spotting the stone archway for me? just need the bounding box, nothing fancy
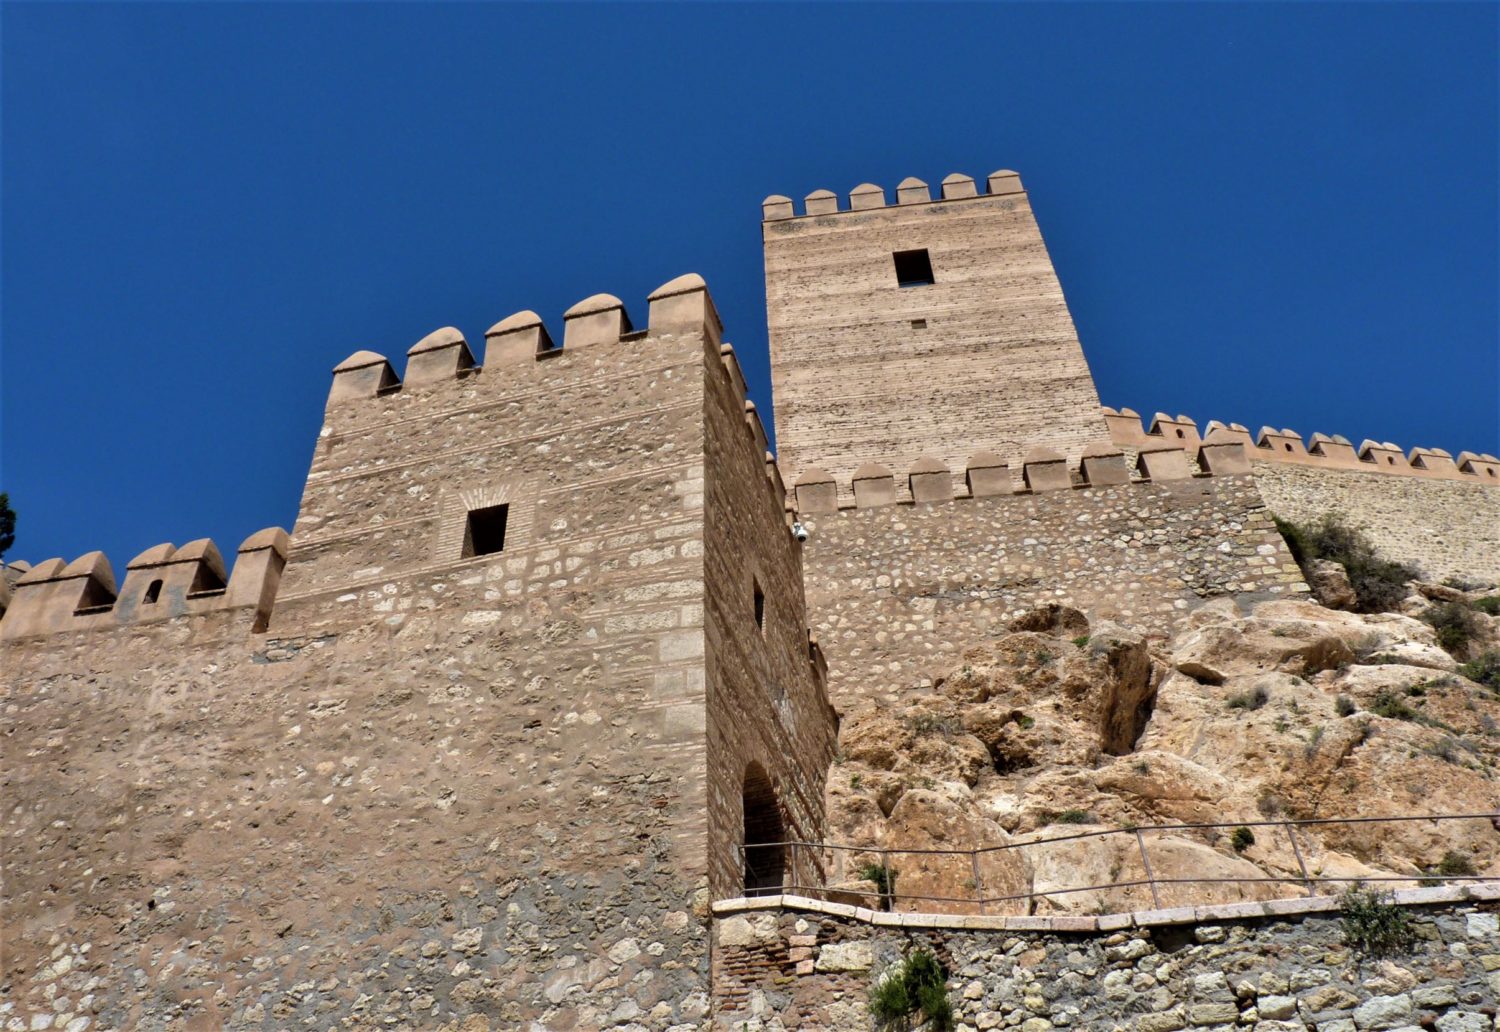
[741,762,785,895]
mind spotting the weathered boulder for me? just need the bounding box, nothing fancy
[1308,559,1358,610]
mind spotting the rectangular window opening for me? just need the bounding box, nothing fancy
[893,248,934,287]
[464,503,509,557]
[753,580,766,634]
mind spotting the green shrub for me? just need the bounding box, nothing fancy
[1273,514,1418,613]
[1053,808,1094,825]
[1473,596,1500,615]
[1303,725,1325,760]
[1016,714,1036,730]
[1369,691,1416,721]
[907,713,961,737]
[1335,694,1357,717]
[858,861,898,910]
[1230,826,1255,853]
[1437,850,1477,877]
[1422,601,1485,656]
[869,948,953,1032]
[1227,685,1270,711]
[1339,887,1415,956]
[1072,635,1091,648]
[1459,650,1500,693]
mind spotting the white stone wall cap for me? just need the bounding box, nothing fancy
[909,455,949,474]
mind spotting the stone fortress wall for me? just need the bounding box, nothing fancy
[711,888,1500,1032]
[1104,408,1500,583]
[789,442,1306,707]
[2,166,1499,1032]
[761,171,1105,498]
[0,277,837,1030]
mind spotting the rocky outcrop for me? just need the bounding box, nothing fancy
[824,601,1500,916]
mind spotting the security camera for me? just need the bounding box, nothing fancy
[791,521,810,542]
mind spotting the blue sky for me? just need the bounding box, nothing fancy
[2,2,1496,570]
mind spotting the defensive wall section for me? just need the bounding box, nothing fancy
[762,172,1104,497]
[789,438,1307,706]
[1104,408,1500,583]
[710,886,1500,1031]
[0,276,838,1031]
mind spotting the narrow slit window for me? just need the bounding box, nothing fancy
[464,503,509,557]
[143,579,163,605]
[893,248,934,287]
[753,580,766,634]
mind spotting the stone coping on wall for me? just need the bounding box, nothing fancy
[1103,406,1500,485]
[712,881,1500,933]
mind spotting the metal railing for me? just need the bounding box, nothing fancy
[737,811,1499,914]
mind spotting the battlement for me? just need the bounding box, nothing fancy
[789,435,1252,514]
[762,170,1026,221]
[1103,406,1500,485]
[0,527,289,641]
[324,273,724,407]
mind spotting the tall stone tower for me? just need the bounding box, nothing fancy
[762,171,1105,494]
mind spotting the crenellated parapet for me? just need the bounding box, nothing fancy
[312,274,797,539]
[789,436,1250,514]
[762,170,1026,221]
[324,273,724,408]
[0,528,289,641]
[1103,407,1500,486]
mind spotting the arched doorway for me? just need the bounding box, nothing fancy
[741,763,785,896]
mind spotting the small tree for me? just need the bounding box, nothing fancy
[0,492,14,561]
[1339,887,1414,957]
[1274,513,1418,613]
[870,948,953,1032]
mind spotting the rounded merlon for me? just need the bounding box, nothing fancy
[564,293,625,319]
[648,273,708,301]
[175,538,228,581]
[852,461,892,481]
[1023,445,1066,464]
[407,326,466,355]
[486,310,545,337]
[238,527,291,557]
[127,543,177,569]
[332,350,390,373]
[16,558,66,584]
[62,551,116,592]
[908,455,950,474]
[795,466,835,486]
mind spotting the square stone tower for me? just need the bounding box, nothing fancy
[762,171,1105,494]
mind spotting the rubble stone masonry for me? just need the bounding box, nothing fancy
[710,889,1500,1031]
[798,471,1306,706]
